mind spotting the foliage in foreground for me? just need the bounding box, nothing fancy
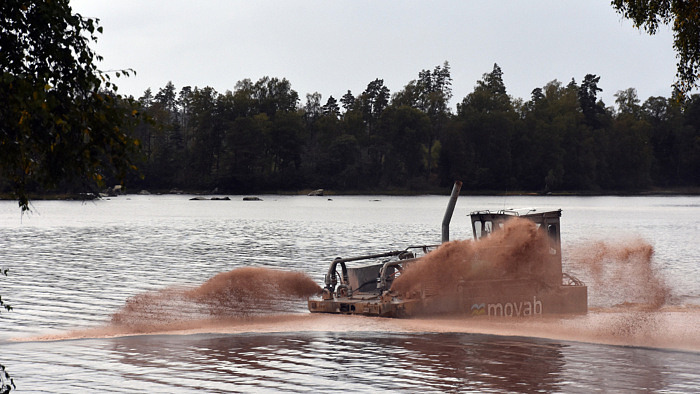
[0,364,13,393]
[0,0,143,211]
[612,0,700,96]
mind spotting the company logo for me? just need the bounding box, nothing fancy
[471,303,486,315]
[486,296,543,317]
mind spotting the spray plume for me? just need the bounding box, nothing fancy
[110,267,321,333]
[391,217,555,298]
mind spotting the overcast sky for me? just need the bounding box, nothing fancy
[70,1,682,110]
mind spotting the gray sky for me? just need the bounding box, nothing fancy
[70,0,682,110]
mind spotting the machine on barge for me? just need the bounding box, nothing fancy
[307,182,587,317]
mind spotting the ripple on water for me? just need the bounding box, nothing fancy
[0,195,698,392]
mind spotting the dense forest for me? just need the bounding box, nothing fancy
[3,2,700,209]
[6,62,698,196]
[121,62,698,194]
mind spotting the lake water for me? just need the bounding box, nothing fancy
[0,194,698,392]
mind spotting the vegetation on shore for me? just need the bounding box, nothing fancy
[3,5,700,205]
[2,2,699,206]
[77,63,698,197]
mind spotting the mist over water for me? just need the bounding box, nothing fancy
[0,195,698,391]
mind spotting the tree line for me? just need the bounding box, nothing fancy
[3,1,700,207]
[121,62,698,194]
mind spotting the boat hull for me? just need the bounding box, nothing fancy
[308,279,587,318]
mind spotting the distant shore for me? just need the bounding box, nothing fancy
[2,186,699,204]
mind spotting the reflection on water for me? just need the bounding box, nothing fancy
[0,195,699,392]
[3,332,699,393]
[112,333,569,392]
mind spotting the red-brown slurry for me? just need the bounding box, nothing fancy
[569,238,668,310]
[110,267,321,332]
[568,238,670,338]
[391,217,553,298]
[57,232,690,347]
[188,267,322,304]
[388,219,682,343]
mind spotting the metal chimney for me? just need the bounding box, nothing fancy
[441,181,462,243]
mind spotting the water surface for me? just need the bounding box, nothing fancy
[0,194,698,392]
